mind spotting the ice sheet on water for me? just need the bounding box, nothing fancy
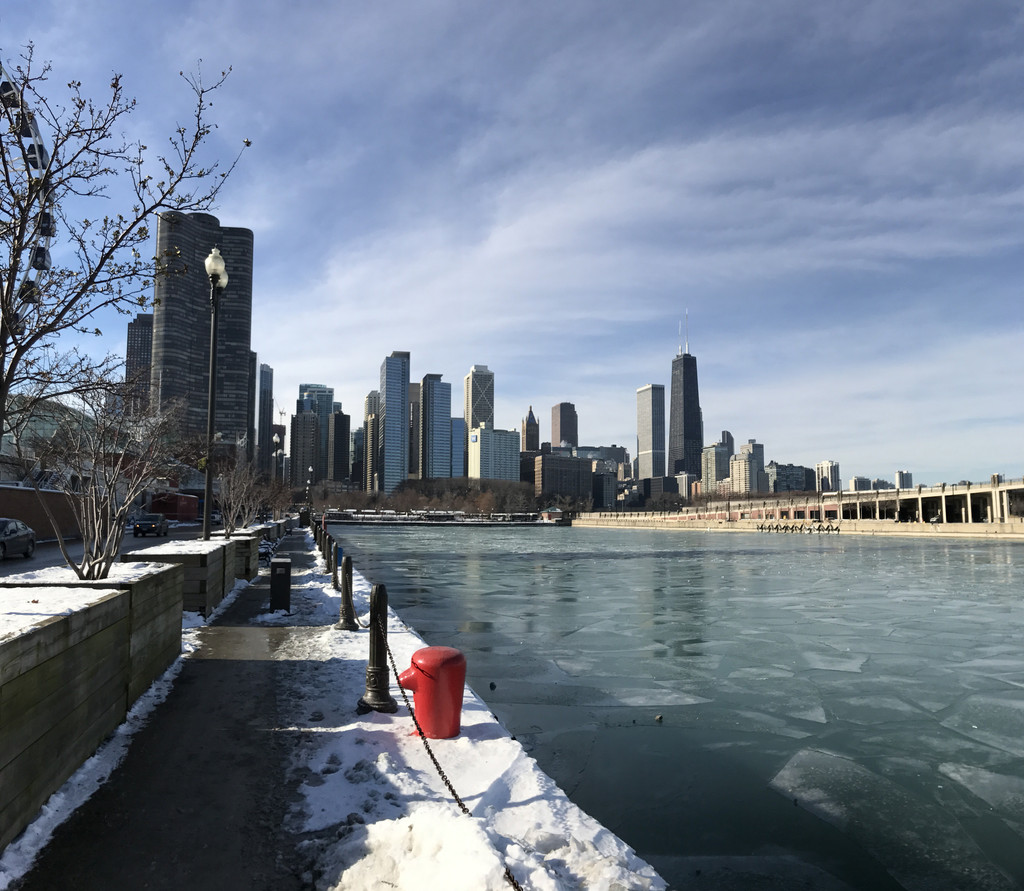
[643,854,857,891]
[605,687,711,707]
[824,695,925,726]
[787,704,828,724]
[940,693,1024,758]
[939,763,1024,821]
[771,748,1018,891]
[800,651,868,673]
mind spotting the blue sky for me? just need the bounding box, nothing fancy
[5,1,1024,485]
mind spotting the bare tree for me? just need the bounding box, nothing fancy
[24,371,185,580]
[1,44,247,442]
[217,453,263,537]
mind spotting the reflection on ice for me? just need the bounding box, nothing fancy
[772,748,1019,890]
[801,651,868,672]
[940,693,1024,757]
[939,763,1024,821]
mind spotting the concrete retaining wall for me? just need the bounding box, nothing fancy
[123,541,236,616]
[0,563,185,851]
[228,534,259,583]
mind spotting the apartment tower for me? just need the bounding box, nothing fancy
[378,352,410,494]
[150,212,254,453]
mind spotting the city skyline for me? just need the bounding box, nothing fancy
[10,3,1024,486]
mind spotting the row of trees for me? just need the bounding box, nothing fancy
[309,477,594,515]
[9,370,284,580]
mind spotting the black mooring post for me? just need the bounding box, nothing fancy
[357,583,397,713]
[331,542,340,589]
[335,555,358,631]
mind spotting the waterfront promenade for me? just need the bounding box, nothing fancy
[2,530,664,890]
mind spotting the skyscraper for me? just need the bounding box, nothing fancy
[125,312,153,412]
[290,411,319,488]
[257,363,274,476]
[408,382,421,480]
[450,417,466,479]
[297,383,334,482]
[363,390,380,492]
[668,337,703,477]
[521,406,539,452]
[463,365,494,475]
[150,211,254,447]
[816,460,841,493]
[379,352,410,494]
[420,374,452,480]
[551,402,578,449]
[702,441,732,491]
[636,384,666,479]
[349,426,364,486]
[468,425,521,481]
[327,409,350,482]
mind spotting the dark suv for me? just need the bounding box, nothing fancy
[133,513,169,537]
[0,518,35,559]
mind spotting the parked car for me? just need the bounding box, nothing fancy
[0,518,35,559]
[133,513,169,537]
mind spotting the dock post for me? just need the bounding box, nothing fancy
[357,584,397,713]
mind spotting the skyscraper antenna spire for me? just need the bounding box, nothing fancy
[678,320,683,356]
[685,309,690,354]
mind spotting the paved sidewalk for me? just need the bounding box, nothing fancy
[14,533,316,891]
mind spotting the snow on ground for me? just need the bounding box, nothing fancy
[256,534,666,890]
[0,533,666,890]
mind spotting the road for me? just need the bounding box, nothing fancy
[0,523,208,578]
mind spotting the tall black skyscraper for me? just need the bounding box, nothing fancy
[125,312,153,411]
[668,331,703,478]
[150,212,254,454]
[551,402,578,449]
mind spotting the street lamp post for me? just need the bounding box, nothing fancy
[202,247,228,541]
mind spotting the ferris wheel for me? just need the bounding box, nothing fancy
[0,55,54,342]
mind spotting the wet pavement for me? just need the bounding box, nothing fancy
[13,534,315,891]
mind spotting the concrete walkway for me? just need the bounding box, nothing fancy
[14,533,316,891]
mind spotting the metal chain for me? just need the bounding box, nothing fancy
[376,614,525,891]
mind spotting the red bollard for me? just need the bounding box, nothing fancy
[398,646,467,739]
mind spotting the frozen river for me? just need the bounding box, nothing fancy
[329,524,1024,890]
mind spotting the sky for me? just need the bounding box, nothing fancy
[0,536,665,890]
[3,0,1024,486]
